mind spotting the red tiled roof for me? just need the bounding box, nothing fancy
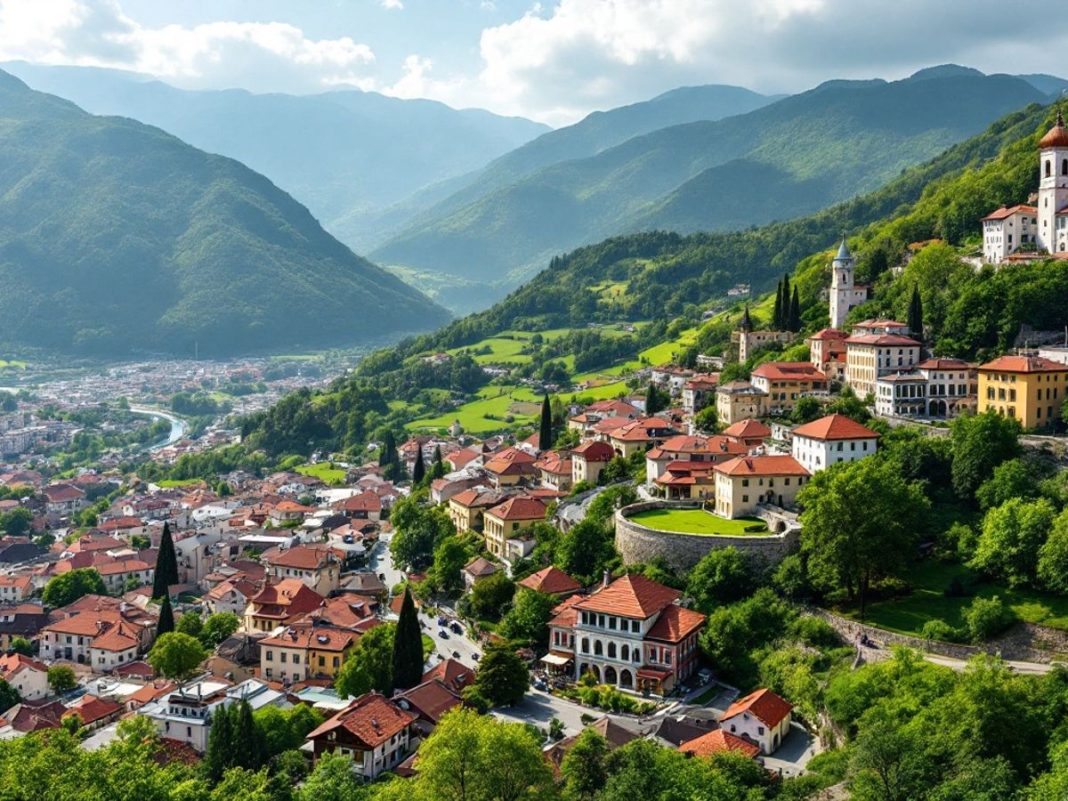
[422,658,475,692]
[261,627,355,652]
[791,414,879,441]
[396,678,462,724]
[751,362,827,382]
[806,328,848,341]
[845,334,921,347]
[575,575,680,619]
[534,451,573,475]
[0,652,47,679]
[485,496,546,522]
[572,441,616,462]
[979,355,1068,374]
[982,204,1038,221]
[714,455,809,477]
[646,604,706,642]
[91,621,141,652]
[916,358,973,371]
[547,593,584,630]
[308,692,417,748]
[681,729,760,759]
[722,419,771,440]
[333,493,382,513]
[722,687,793,728]
[65,694,123,725]
[518,566,581,595]
[265,546,337,570]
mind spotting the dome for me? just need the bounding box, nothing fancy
[1038,111,1068,149]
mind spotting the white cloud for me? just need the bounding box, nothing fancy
[380,0,404,10]
[382,53,469,106]
[0,0,377,93]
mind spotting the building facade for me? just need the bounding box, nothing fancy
[977,354,1068,429]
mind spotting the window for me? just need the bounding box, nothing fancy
[266,650,273,661]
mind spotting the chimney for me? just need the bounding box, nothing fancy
[602,569,611,589]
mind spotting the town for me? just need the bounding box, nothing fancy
[0,112,1067,800]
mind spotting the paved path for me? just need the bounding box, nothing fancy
[859,645,1058,675]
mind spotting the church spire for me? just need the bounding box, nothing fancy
[740,304,752,331]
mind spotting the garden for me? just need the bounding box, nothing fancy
[629,508,770,536]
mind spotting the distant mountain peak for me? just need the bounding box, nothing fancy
[908,64,985,81]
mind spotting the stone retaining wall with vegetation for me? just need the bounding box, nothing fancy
[615,501,799,574]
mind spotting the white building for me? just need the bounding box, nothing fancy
[917,358,978,418]
[981,111,1068,261]
[720,688,793,755]
[791,414,879,473]
[875,372,928,418]
[0,653,49,701]
[844,321,922,399]
[829,240,869,329]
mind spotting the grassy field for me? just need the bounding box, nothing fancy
[407,384,542,433]
[156,478,204,488]
[837,560,1068,634]
[629,508,770,536]
[296,462,347,485]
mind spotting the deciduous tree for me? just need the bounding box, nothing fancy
[43,568,105,608]
[147,632,207,681]
[335,622,395,697]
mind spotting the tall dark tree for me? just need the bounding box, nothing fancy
[156,595,175,636]
[645,382,665,416]
[392,588,424,691]
[788,286,801,332]
[538,394,553,451]
[152,522,178,600]
[412,445,426,485]
[772,279,783,329]
[235,700,267,770]
[203,703,233,783]
[780,274,791,330]
[430,444,446,480]
[908,284,924,339]
[379,429,399,480]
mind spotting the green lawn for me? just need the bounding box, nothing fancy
[296,462,347,485]
[629,508,770,536]
[837,559,1068,635]
[407,385,541,433]
[156,478,203,488]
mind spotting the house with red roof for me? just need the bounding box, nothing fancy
[533,451,573,491]
[790,414,879,473]
[482,496,547,560]
[720,687,793,754]
[263,544,342,596]
[645,434,748,487]
[978,354,1068,429]
[307,692,418,779]
[394,677,463,734]
[243,579,324,633]
[446,488,505,535]
[750,362,828,416]
[917,358,978,418]
[0,653,48,700]
[681,373,720,415]
[64,693,124,732]
[548,574,705,696]
[570,441,616,486]
[844,320,922,398]
[605,417,678,458]
[0,574,32,603]
[260,626,357,682]
[680,727,761,760]
[806,328,849,380]
[713,455,810,519]
[482,446,539,488]
[721,419,772,448]
[332,492,382,522]
[421,658,475,694]
[517,566,581,597]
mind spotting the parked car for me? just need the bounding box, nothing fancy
[438,630,449,639]
[452,650,461,659]
[449,621,463,634]
[472,653,480,662]
[437,615,447,626]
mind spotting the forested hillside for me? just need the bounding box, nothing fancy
[0,70,451,358]
[373,68,1046,302]
[2,61,549,254]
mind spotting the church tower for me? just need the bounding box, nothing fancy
[1036,111,1068,255]
[829,239,855,329]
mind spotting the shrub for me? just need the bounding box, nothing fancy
[919,619,961,644]
[962,595,1014,643]
[788,616,841,649]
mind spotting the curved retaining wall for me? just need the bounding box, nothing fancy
[614,501,799,574]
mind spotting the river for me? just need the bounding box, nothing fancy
[128,406,188,451]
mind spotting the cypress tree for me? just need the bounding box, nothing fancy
[788,286,801,332]
[908,285,924,339]
[392,588,424,691]
[646,382,665,416]
[430,445,446,480]
[538,394,553,451]
[157,595,175,636]
[412,446,426,485]
[204,703,233,782]
[380,430,397,471]
[152,522,178,600]
[235,700,266,770]
[781,274,791,330]
[772,279,783,329]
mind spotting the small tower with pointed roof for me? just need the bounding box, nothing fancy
[739,304,752,333]
[829,239,867,329]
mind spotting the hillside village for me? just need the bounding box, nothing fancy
[0,112,1066,799]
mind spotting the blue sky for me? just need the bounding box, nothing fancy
[2,0,1067,126]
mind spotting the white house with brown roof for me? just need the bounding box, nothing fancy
[307,692,418,780]
[263,545,341,596]
[0,653,48,700]
[720,687,793,754]
[571,441,615,486]
[0,574,32,603]
[462,556,500,590]
[534,451,573,491]
[790,414,879,473]
[713,455,810,518]
[844,322,922,399]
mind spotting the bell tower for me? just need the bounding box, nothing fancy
[1037,110,1068,254]
[829,239,855,329]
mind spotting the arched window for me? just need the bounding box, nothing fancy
[620,644,630,662]
[580,638,589,654]
[1062,158,1067,176]
[594,640,603,657]
[607,642,616,659]
[1047,160,1052,177]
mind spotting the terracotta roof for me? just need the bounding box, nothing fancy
[485,496,546,522]
[42,484,85,503]
[333,493,382,513]
[722,687,793,728]
[587,399,640,416]
[265,546,337,570]
[575,575,680,619]
[571,441,616,462]
[421,658,475,693]
[127,680,175,706]
[608,418,675,442]
[917,358,973,371]
[845,334,921,347]
[64,694,123,725]
[308,692,417,749]
[395,678,462,724]
[0,652,47,679]
[714,455,809,477]
[248,579,324,619]
[91,621,141,652]
[518,566,581,595]
[534,451,572,475]
[646,604,706,642]
[791,414,879,441]
[648,435,746,459]
[449,488,504,509]
[979,355,1068,374]
[261,627,355,652]
[464,556,499,577]
[722,419,771,440]
[681,729,761,759]
[751,362,827,382]
[547,593,584,630]
[806,328,848,341]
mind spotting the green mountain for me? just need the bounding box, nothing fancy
[0,70,451,358]
[372,69,1046,307]
[1,61,549,254]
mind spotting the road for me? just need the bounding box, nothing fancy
[368,535,483,670]
[859,644,1058,675]
[128,405,188,450]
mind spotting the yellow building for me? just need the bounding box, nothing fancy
[482,496,547,558]
[712,455,810,519]
[716,381,768,426]
[259,626,356,681]
[977,355,1068,430]
[447,489,504,534]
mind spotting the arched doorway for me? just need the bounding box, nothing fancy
[604,666,618,686]
[620,669,634,689]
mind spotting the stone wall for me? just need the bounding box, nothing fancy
[614,501,799,574]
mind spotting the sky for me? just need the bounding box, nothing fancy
[1,0,1067,126]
